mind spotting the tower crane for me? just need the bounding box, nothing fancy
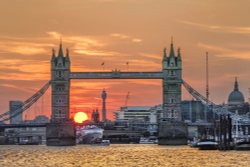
[124,91,130,107]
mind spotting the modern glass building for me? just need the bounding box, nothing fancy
[9,101,23,124]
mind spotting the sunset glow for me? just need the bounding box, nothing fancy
[74,112,88,124]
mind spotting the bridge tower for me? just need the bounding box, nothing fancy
[162,40,182,120]
[51,42,71,123]
[47,42,75,146]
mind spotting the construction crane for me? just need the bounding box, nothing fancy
[124,91,130,107]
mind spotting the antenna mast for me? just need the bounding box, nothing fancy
[205,52,209,122]
[206,52,209,101]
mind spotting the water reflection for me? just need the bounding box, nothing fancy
[0,144,249,167]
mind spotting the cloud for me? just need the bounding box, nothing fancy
[179,20,250,34]
[0,41,52,55]
[128,59,160,70]
[110,33,142,43]
[110,33,130,39]
[132,38,142,43]
[74,49,116,56]
[197,42,250,60]
[0,83,34,93]
[0,58,50,80]
[47,31,118,57]
[138,52,161,61]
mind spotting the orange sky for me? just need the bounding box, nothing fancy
[0,0,250,120]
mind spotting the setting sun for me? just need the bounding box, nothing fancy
[74,112,88,123]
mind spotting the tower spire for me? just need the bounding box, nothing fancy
[51,48,56,60]
[66,48,70,61]
[177,48,181,60]
[163,48,167,61]
[169,36,175,58]
[58,37,64,57]
[234,77,239,91]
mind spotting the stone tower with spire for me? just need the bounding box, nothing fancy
[162,39,182,120]
[51,42,71,123]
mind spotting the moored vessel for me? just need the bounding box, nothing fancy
[196,139,218,150]
[234,139,250,150]
[76,125,104,144]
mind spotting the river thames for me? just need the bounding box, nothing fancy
[0,144,249,167]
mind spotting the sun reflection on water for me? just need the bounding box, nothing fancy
[0,144,249,167]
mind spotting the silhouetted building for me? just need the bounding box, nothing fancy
[102,89,107,122]
[33,115,49,123]
[181,100,204,123]
[148,104,163,123]
[92,109,100,123]
[227,78,249,115]
[181,100,216,123]
[114,106,152,122]
[9,101,23,124]
[228,78,245,105]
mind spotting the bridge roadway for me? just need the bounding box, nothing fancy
[103,130,142,136]
[70,71,163,79]
[0,122,219,130]
[0,123,46,129]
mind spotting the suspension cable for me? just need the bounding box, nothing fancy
[0,81,51,122]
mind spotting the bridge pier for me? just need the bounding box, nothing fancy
[158,119,188,145]
[46,122,75,146]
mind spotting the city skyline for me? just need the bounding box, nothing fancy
[1,0,250,120]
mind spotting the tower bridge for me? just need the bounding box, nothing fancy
[50,41,182,123]
[1,40,250,146]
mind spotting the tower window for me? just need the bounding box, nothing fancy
[170,98,175,103]
[169,70,175,76]
[57,71,64,77]
[55,85,65,91]
[171,110,174,118]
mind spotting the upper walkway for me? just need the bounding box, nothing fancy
[70,71,163,79]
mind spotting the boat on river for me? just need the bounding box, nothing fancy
[234,138,250,150]
[76,125,104,144]
[196,139,218,150]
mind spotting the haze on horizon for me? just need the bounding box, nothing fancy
[0,0,250,120]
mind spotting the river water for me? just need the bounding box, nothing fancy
[0,144,249,167]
